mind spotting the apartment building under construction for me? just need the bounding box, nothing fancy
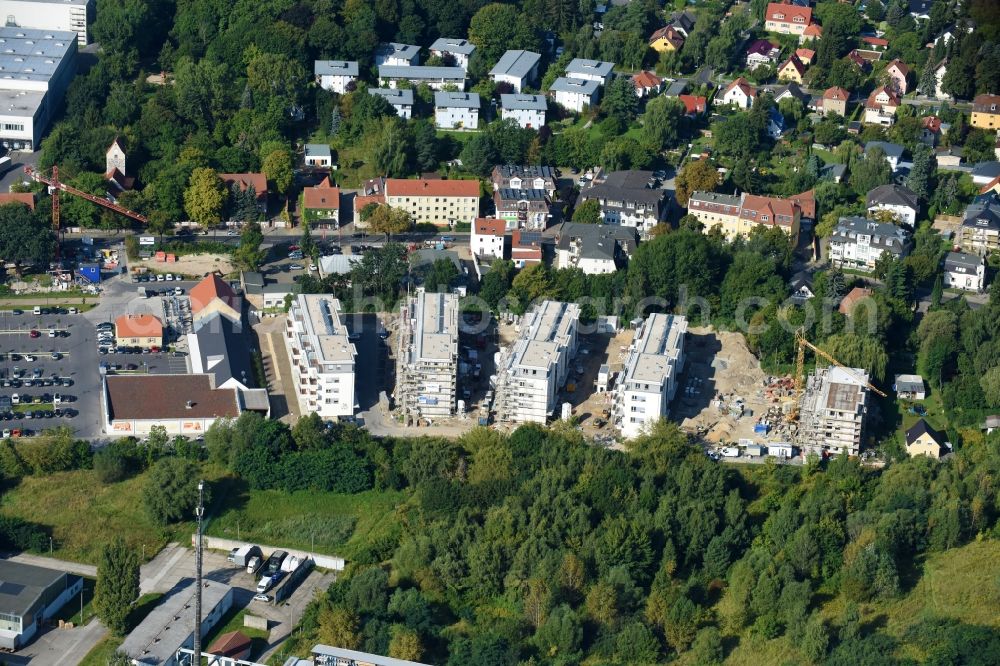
[395,290,460,422]
[797,366,870,456]
[493,300,580,424]
[613,313,688,438]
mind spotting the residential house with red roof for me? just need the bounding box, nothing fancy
[649,25,685,52]
[864,86,900,126]
[510,229,542,267]
[632,70,663,97]
[765,2,813,35]
[746,39,781,71]
[795,48,815,65]
[687,190,809,243]
[800,22,823,44]
[678,94,707,116]
[885,59,911,94]
[0,193,36,210]
[384,178,480,227]
[219,173,268,212]
[471,217,506,259]
[302,176,341,227]
[719,77,757,109]
[820,86,850,117]
[190,272,241,324]
[778,55,807,83]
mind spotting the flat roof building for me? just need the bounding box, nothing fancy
[312,644,431,666]
[0,26,77,151]
[395,290,460,422]
[284,294,357,419]
[119,579,233,666]
[613,314,687,438]
[494,300,580,424]
[797,366,871,457]
[0,560,83,649]
[0,0,91,46]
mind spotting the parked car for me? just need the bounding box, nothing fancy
[28,329,39,338]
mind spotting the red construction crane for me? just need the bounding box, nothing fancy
[24,165,149,234]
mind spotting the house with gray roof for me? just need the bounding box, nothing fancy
[429,38,476,69]
[894,373,926,400]
[368,87,414,119]
[579,170,667,236]
[550,76,601,112]
[565,58,615,85]
[490,50,542,92]
[865,141,906,171]
[0,561,83,649]
[434,91,480,129]
[314,60,358,94]
[553,222,637,274]
[866,183,919,227]
[663,79,688,97]
[959,195,1000,256]
[378,65,466,91]
[943,251,986,291]
[829,216,910,271]
[375,42,420,67]
[971,161,1000,185]
[500,93,547,129]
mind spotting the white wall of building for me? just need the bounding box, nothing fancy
[501,106,545,129]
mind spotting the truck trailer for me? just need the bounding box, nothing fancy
[231,545,262,568]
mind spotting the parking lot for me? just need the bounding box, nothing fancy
[0,309,102,438]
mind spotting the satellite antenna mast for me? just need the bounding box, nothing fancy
[193,480,205,665]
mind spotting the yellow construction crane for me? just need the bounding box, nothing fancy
[788,331,887,422]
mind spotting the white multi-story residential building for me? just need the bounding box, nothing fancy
[0,0,91,45]
[314,60,358,94]
[368,87,414,119]
[0,27,77,151]
[943,251,986,291]
[489,49,541,92]
[375,42,420,67]
[500,93,547,129]
[471,217,506,259]
[378,65,466,91]
[550,77,600,112]
[614,313,687,439]
[493,301,580,424]
[429,37,475,69]
[579,170,667,236]
[434,91,480,129]
[283,295,357,419]
[553,222,637,275]
[565,58,615,86]
[395,290,459,421]
[798,366,871,457]
[866,183,919,228]
[384,178,480,228]
[828,216,910,272]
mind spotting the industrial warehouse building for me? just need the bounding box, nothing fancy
[395,290,460,422]
[0,27,78,151]
[0,0,91,45]
[0,561,83,649]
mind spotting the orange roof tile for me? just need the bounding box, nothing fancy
[190,273,238,315]
[790,189,815,219]
[354,194,385,213]
[632,70,663,89]
[824,86,850,100]
[678,94,707,115]
[474,217,506,236]
[386,178,480,198]
[766,2,812,24]
[219,173,268,200]
[303,178,341,210]
[887,59,910,76]
[795,48,815,63]
[649,25,685,48]
[0,192,36,210]
[803,23,823,37]
[115,314,163,339]
[862,36,888,47]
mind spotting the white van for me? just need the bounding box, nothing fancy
[255,575,274,594]
[32,306,41,315]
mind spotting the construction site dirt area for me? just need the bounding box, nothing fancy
[135,253,235,278]
[675,326,796,447]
